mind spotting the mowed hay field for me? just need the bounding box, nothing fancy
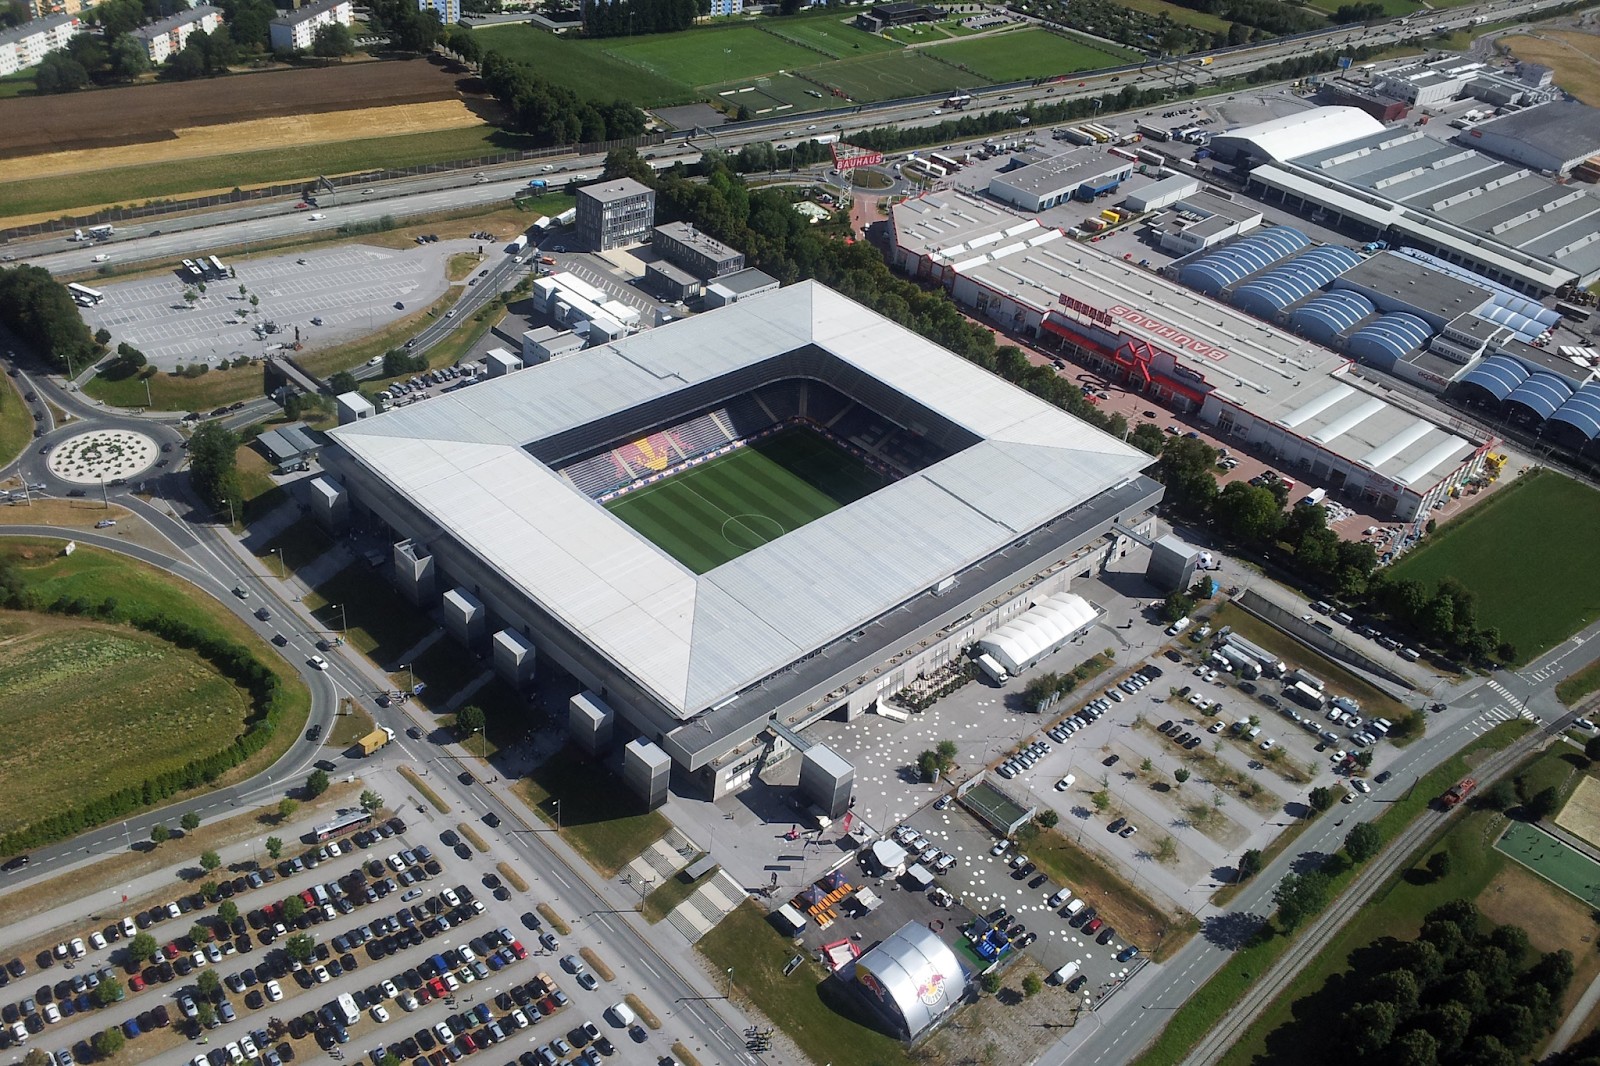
[8,100,483,183]
[1505,30,1600,106]
[1387,470,1600,661]
[0,613,249,838]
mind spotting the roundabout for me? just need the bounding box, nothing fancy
[46,428,159,485]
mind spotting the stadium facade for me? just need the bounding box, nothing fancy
[322,282,1161,799]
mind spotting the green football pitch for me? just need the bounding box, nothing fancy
[605,428,887,574]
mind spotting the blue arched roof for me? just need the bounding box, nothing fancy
[1289,290,1375,345]
[1457,354,1529,402]
[1506,373,1575,420]
[1176,227,1311,296]
[1549,384,1600,442]
[1346,312,1435,369]
[1232,247,1362,318]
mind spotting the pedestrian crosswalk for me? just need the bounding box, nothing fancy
[1485,679,1531,714]
[1468,704,1539,735]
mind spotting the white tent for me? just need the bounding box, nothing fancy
[977,592,1096,675]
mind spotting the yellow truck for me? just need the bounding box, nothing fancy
[358,727,396,756]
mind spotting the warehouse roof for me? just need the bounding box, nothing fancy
[1461,100,1600,167]
[1211,106,1385,163]
[891,190,1043,263]
[330,281,1150,720]
[989,148,1129,198]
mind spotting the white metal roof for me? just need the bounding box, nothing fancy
[1212,106,1384,163]
[978,592,1096,674]
[331,281,1151,720]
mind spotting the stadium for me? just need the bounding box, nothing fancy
[323,282,1161,798]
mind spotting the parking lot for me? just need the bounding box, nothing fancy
[83,242,472,369]
[0,799,658,1066]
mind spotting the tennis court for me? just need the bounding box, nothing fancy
[1495,820,1600,905]
[604,428,886,574]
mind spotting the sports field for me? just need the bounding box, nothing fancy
[807,49,975,102]
[604,428,887,574]
[1386,470,1600,662]
[925,27,1135,81]
[1556,775,1600,848]
[1496,821,1600,905]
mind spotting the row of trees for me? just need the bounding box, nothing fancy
[187,420,244,520]
[580,0,702,37]
[476,49,648,147]
[0,556,292,856]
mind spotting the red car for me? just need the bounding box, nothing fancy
[429,977,448,999]
[458,1032,477,1053]
[509,940,527,961]
[293,202,310,210]
[1085,918,1104,934]
[162,943,179,960]
[128,975,145,993]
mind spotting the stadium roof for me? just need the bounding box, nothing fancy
[330,281,1151,720]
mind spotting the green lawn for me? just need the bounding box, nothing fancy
[806,48,979,101]
[761,13,904,57]
[0,371,31,471]
[604,428,886,573]
[1221,750,1578,1066]
[300,565,437,666]
[1135,719,1532,1066]
[925,27,1136,81]
[0,69,35,99]
[700,901,915,1066]
[639,858,714,923]
[1118,0,1233,33]
[1388,470,1600,663]
[471,25,694,107]
[85,365,266,416]
[516,748,671,877]
[1557,657,1600,707]
[2,124,529,223]
[601,24,824,86]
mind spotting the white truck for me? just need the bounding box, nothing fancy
[507,235,529,254]
[336,993,359,1026]
[976,653,1009,684]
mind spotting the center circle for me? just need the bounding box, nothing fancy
[721,513,785,551]
[46,428,160,485]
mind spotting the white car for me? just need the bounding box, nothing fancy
[308,655,328,671]
[1259,738,1276,752]
[370,1005,390,1023]
[1055,774,1076,792]
[313,965,330,984]
[122,917,137,938]
[381,979,399,999]
[68,938,86,958]
[264,980,283,1002]
[1329,749,1348,764]
[1351,778,1372,793]
[307,213,326,221]
[91,253,109,262]
[89,931,108,951]
[238,1035,258,1060]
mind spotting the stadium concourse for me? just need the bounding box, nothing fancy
[318,281,1162,801]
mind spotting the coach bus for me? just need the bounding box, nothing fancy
[67,282,105,306]
[928,152,963,172]
[313,808,373,842]
[88,224,114,240]
[1556,301,1593,323]
[209,255,229,278]
[186,259,204,279]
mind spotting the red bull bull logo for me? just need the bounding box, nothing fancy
[915,971,947,1006]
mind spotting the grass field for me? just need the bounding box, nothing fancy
[1118,0,1234,33]
[1305,0,1415,15]
[471,26,693,108]
[0,615,248,838]
[604,428,886,573]
[516,749,671,877]
[763,15,903,57]
[1558,656,1600,707]
[1,124,527,227]
[1387,470,1600,663]
[1506,30,1600,106]
[925,28,1136,81]
[1220,750,1596,1066]
[0,70,35,99]
[0,538,310,840]
[807,48,983,101]
[85,363,267,413]
[699,901,914,1066]
[602,25,824,86]
[0,371,31,471]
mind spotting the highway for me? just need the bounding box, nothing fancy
[5,0,1571,280]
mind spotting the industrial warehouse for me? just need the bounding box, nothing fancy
[315,282,1160,800]
[890,191,1493,519]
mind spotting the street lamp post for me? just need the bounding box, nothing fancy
[553,799,562,831]
[272,547,284,579]
[332,603,347,634]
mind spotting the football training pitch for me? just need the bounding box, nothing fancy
[605,428,887,574]
[1386,470,1600,662]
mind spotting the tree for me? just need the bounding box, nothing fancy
[187,420,242,517]
[311,20,354,57]
[1354,751,1373,769]
[265,836,284,860]
[94,978,125,1006]
[200,849,222,873]
[1128,422,1166,456]
[181,811,201,831]
[24,1050,50,1066]
[936,739,958,766]
[277,797,299,822]
[306,769,330,797]
[1585,735,1600,766]
[360,789,384,813]
[128,932,157,962]
[1213,480,1284,544]
[199,881,219,902]
[106,35,149,80]
[1524,786,1560,821]
[1021,973,1043,997]
[1091,789,1110,812]
[1140,757,1154,773]
[1308,786,1335,813]
[1174,767,1191,785]
[1237,849,1262,881]
[150,824,170,845]
[281,895,307,922]
[1273,870,1331,930]
[93,1027,125,1058]
[1155,836,1178,863]
[190,922,212,947]
[217,901,239,925]
[456,704,486,738]
[0,266,98,373]
[285,933,315,964]
[196,969,222,998]
[1160,591,1194,624]
[1426,850,1452,882]
[1037,809,1059,829]
[979,972,1002,995]
[1345,822,1381,863]
[917,750,941,781]
[328,371,359,395]
[36,52,89,92]
[195,1000,216,1028]
[1481,779,1518,811]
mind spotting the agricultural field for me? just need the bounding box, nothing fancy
[1305,0,1416,15]
[1118,0,1233,34]
[925,27,1136,82]
[1506,30,1600,106]
[1387,470,1600,662]
[0,615,249,838]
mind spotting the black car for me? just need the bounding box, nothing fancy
[1096,926,1117,945]
[482,812,500,828]
[1,856,29,873]
[254,607,271,621]
[1374,771,1392,785]
[1143,665,1163,679]
[1065,974,1089,993]
[1103,754,1120,767]
[306,724,322,741]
